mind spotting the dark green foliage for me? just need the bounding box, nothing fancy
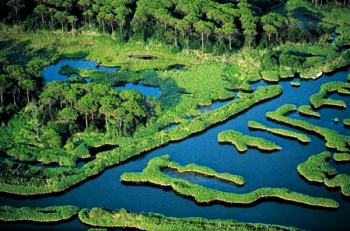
[121,155,338,208]
[266,104,350,152]
[297,151,337,183]
[333,153,350,162]
[79,208,297,231]
[218,130,282,152]
[0,205,79,222]
[298,105,320,118]
[0,86,282,195]
[310,82,350,109]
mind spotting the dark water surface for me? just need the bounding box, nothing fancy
[1,61,350,230]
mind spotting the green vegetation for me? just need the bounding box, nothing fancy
[59,65,80,76]
[297,151,337,183]
[79,208,297,231]
[248,121,311,143]
[167,159,245,186]
[121,155,339,208]
[218,130,281,153]
[310,82,350,109]
[291,81,301,87]
[298,105,321,118]
[298,151,350,196]
[266,104,350,152]
[325,174,350,197]
[333,153,350,162]
[0,85,282,195]
[344,119,350,126]
[0,205,79,222]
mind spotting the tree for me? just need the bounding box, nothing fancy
[261,13,287,42]
[19,79,36,104]
[114,6,131,33]
[244,29,258,50]
[58,107,78,124]
[55,11,68,33]
[24,102,43,140]
[222,22,239,50]
[78,0,91,25]
[48,7,57,28]
[99,102,114,132]
[194,20,214,53]
[67,15,78,33]
[0,75,11,106]
[84,10,94,29]
[75,94,98,128]
[6,0,24,21]
[105,13,115,34]
[263,24,277,42]
[34,4,47,24]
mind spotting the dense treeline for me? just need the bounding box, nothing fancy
[0,0,336,53]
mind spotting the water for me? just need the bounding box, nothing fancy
[1,62,350,230]
[42,59,119,83]
[115,83,161,98]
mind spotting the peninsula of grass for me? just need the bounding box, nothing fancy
[0,206,79,223]
[344,119,350,127]
[0,85,283,196]
[266,104,350,152]
[218,130,281,153]
[298,105,321,118]
[78,208,297,231]
[58,65,80,76]
[121,155,339,208]
[291,81,301,87]
[297,152,337,183]
[248,121,311,143]
[167,160,245,186]
[325,174,350,197]
[333,153,350,162]
[309,82,350,109]
[298,151,350,197]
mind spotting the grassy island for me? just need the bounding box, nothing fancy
[298,105,321,118]
[79,208,297,231]
[167,160,245,186]
[344,119,350,127]
[266,104,350,152]
[248,121,311,143]
[298,152,350,197]
[310,82,350,109]
[121,155,339,208]
[297,152,337,183]
[333,153,350,162]
[218,130,282,153]
[0,85,282,196]
[291,81,301,87]
[0,206,79,223]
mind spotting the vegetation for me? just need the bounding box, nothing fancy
[218,130,281,153]
[167,158,245,186]
[248,121,311,143]
[344,118,350,126]
[121,155,339,208]
[297,151,337,183]
[0,85,282,195]
[310,82,350,109]
[291,81,301,87]
[325,174,350,197]
[298,105,320,118]
[266,104,350,152]
[333,153,350,162]
[0,205,79,222]
[79,208,297,231]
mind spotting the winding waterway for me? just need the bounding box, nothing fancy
[1,60,350,231]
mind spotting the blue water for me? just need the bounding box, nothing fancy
[42,59,119,83]
[1,61,350,230]
[115,83,161,98]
